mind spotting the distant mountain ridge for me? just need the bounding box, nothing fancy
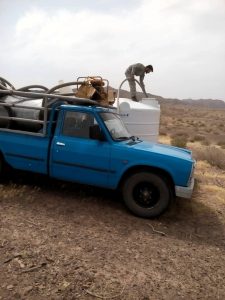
[180,98,225,109]
[111,87,225,109]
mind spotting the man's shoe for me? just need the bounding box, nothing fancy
[131,96,138,102]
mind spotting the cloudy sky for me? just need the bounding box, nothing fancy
[1,0,225,100]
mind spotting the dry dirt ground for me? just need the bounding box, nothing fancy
[1,102,225,299]
[0,160,225,300]
[160,103,225,146]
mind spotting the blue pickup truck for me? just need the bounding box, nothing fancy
[0,78,195,218]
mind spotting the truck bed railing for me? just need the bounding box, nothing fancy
[0,77,112,136]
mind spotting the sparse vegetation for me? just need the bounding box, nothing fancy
[160,102,225,146]
[1,99,225,300]
[193,146,225,170]
[169,131,189,148]
[202,139,210,146]
[193,134,205,142]
[217,139,225,149]
[159,129,167,136]
[159,101,225,168]
[171,135,188,148]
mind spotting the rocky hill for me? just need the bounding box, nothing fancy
[181,98,225,109]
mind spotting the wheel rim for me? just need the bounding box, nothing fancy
[133,181,160,209]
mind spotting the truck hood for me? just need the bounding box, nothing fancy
[127,140,193,161]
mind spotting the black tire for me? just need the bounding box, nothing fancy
[122,172,172,218]
[0,156,3,179]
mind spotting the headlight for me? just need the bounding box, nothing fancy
[188,160,196,185]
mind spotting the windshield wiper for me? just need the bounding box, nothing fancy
[129,136,136,141]
[129,135,141,141]
[115,136,131,141]
[115,136,139,141]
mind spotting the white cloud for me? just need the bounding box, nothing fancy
[1,0,225,99]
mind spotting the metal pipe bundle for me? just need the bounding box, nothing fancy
[0,77,102,132]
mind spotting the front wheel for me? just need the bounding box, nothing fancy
[122,172,172,218]
[0,157,3,179]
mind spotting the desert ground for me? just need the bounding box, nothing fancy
[1,101,225,299]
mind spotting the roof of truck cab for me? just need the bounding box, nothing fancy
[60,104,116,113]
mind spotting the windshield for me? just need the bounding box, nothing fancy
[100,112,131,141]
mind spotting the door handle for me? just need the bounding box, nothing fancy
[56,142,65,146]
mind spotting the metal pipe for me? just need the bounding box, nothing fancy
[0,127,46,137]
[116,78,148,114]
[0,76,114,134]
[17,85,49,92]
[0,77,15,90]
[43,96,48,135]
[0,89,100,105]
[77,76,103,82]
[47,81,83,94]
[0,116,45,124]
[0,83,8,90]
[0,102,51,111]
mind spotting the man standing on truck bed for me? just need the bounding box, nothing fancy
[125,63,153,102]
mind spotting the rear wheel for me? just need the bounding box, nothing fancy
[122,172,172,218]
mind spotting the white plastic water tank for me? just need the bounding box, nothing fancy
[113,98,160,142]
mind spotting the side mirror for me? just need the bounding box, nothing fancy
[89,124,105,141]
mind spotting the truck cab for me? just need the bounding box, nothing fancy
[50,104,195,218]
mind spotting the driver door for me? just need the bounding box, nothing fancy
[50,110,111,187]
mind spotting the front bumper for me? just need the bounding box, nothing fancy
[175,177,195,199]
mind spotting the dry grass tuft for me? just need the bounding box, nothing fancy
[217,140,225,149]
[171,136,188,148]
[193,146,225,170]
[170,131,189,148]
[159,102,225,146]
[193,135,205,142]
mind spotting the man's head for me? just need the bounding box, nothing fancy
[145,65,153,74]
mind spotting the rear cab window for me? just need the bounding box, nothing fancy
[62,111,97,139]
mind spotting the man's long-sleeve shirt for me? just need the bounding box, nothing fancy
[125,63,146,92]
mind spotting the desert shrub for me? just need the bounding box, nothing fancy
[159,129,167,136]
[171,135,188,148]
[217,140,225,149]
[189,137,195,143]
[193,134,205,142]
[206,128,212,133]
[193,146,225,170]
[202,139,210,146]
[171,131,188,138]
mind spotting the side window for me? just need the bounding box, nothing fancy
[62,111,96,139]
